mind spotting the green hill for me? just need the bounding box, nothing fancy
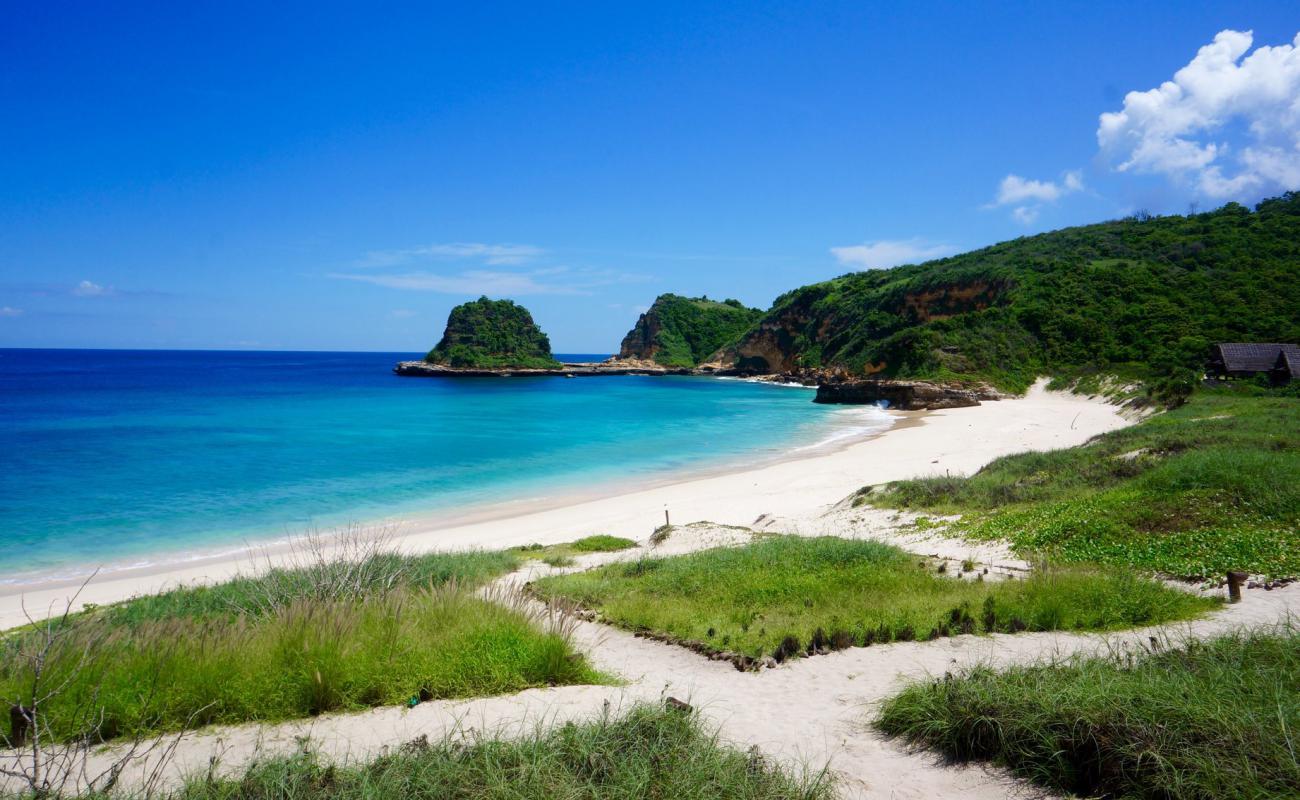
[426,297,561,369]
[618,294,763,368]
[720,194,1300,393]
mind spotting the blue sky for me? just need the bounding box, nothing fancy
[2,2,1297,352]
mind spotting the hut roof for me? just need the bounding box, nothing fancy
[1214,343,1300,374]
[1278,347,1299,377]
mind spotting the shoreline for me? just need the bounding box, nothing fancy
[0,382,1132,629]
[0,397,895,595]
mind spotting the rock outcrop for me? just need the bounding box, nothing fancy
[619,294,762,368]
[424,297,560,370]
[813,379,1003,410]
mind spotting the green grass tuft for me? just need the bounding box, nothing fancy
[533,537,1214,661]
[569,535,638,553]
[90,549,519,627]
[163,704,833,800]
[509,536,638,566]
[0,549,599,743]
[877,625,1300,799]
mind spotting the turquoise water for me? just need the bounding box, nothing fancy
[0,349,890,582]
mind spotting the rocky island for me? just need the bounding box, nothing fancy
[394,296,698,377]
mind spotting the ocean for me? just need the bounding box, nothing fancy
[0,349,891,583]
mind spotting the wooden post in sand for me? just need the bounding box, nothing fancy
[1227,571,1248,603]
[664,509,670,527]
[9,704,30,747]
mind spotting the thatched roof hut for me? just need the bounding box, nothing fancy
[1207,343,1300,384]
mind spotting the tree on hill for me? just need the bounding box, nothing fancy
[425,297,561,369]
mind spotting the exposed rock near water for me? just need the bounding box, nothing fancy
[813,379,1003,410]
[394,360,694,377]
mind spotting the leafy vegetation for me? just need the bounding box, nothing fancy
[877,625,1300,800]
[619,294,763,368]
[426,296,561,369]
[152,704,834,800]
[533,537,1214,662]
[0,549,600,743]
[725,195,1300,393]
[874,390,1300,578]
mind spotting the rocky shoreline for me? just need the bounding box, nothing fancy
[393,359,697,378]
[394,359,1005,410]
[813,378,1004,410]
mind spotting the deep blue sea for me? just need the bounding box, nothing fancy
[0,349,890,582]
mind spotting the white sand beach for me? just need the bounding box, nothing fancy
[0,381,1130,630]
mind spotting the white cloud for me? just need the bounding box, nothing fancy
[332,266,642,296]
[357,242,543,268]
[72,280,111,297]
[996,175,1063,204]
[0,306,22,317]
[1011,206,1039,224]
[1098,29,1300,199]
[830,239,957,270]
[988,170,1085,223]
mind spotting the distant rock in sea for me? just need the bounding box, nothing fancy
[423,296,562,370]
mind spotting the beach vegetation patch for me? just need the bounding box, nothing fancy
[877,625,1300,800]
[876,390,1300,578]
[0,549,599,743]
[90,547,520,628]
[531,536,1213,664]
[159,703,833,800]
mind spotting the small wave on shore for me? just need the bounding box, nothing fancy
[793,404,894,452]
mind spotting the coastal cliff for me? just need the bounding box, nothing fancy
[618,294,762,368]
[709,195,1300,395]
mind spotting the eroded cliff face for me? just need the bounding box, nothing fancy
[618,314,663,361]
[710,277,1011,376]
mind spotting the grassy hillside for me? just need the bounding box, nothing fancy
[426,296,561,369]
[871,389,1300,579]
[618,294,763,368]
[725,194,1300,392]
